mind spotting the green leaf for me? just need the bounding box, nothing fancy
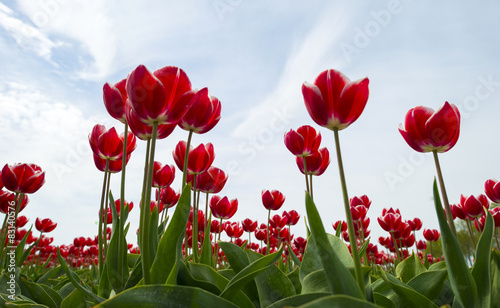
[267,293,330,308]
[300,234,353,283]
[220,246,282,300]
[60,289,88,308]
[287,244,301,267]
[406,269,448,301]
[199,213,213,266]
[126,254,140,269]
[149,184,191,284]
[246,249,296,307]
[149,205,159,259]
[395,253,427,283]
[56,248,104,305]
[301,270,330,294]
[219,241,249,273]
[123,258,142,290]
[428,261,447,271]
[297,294,380,308]
[491,250,500,307]
[378,268,438,308]
[373,292,395,308]
[94,285,238,308]
[20,278,62,308]
[105,218,129,294]
[471,209,494,308]
[14,226,32,266]
[304,193,363,298]
[176,261,221,294]
[287,267,302,294]
[432,179,477,307]
[36,266,64,286]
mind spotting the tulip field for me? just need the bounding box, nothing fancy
[1,65,499,308]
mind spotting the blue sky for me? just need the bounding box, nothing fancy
[1,0,499,246]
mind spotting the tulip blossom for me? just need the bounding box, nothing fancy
[295,147,330,175]
[159,186,180,208]
[89,124,136,161]
[0,190,29,214]
[152,162,175,188]
[407,218,423,231]
[35,218,57,233]
[302,69,369,131]
[241,219,258,233]
[423,228,440,242]
[173,141,215,175]
[93,154,131,173]
[460,194,489,218]
[195,166,228,194]
[2,163,45,194]
[125,102,176,140]
[377,212,402,233]
[178,88,221,134]
[485,179,500,203]
[283,210,300,226]
[210,195,238,220]
[284,125,321,157]
[16,216,28,228]
[333,220,347,233]
[103,79,127,123]
[261,190,286,211]
[399,102,460,154]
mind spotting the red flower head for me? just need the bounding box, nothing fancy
[398,102,460,153]
[211,220,222,233]
[295,147,330,176]
[0,170,3,189]
[178,88,221,134]
[262,189,286,211]
[485,179,500,204]
[333,220,347,232]
[113,198,134,214]
[490,207,500,228]
[284,125,321,157]
[2,163,45,194]
[0,190,29,214]
[269,214,287,229]
[93,154,132,173]
[423,228,440,242]
[460,194,489,218]
[103,79,127,123]
[350,195,372,209]
[89,124,136,160]
[126,65,191,126]
[16,215,29,228]
[152,162,175,188]
[125,101,176,140]
[160,186,180,208]
[416,240,427,250]
[283,210,300,226]
[173,141,215,175]
[225,222,243,238]
[210,195,238,220]
[450,203,467,220]
[35,218,57,233]
[241,218,258,232]
[254,228,267,241]
[196,166,228,194]
[377,212,402,232]
[407,218,423,231]
[302,69,369,131]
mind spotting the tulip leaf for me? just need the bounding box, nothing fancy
[297,294,381,308]
[149,184,191,284]
[21,278,62,308]
[124,258,142,290]
[266,293,330,308]
[304,192,363,299]
[373,292,395,308]
[378,268,438,308]
[246,249,296,307]
[94,285,238,308]
[471,208,494,308]
[219,241,249,273]
[287,267,302,294]
[491,250,500,307]
[60,289,88,308]
[176,260,221,295]
[432,179,477,308]
[199,213,213,266]
[301,270,330,294]
[106,217,128,294]
[395,253,427,283]
[14,226,32,266]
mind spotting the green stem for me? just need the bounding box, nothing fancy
[302,157,310,195]
[215,218,223,268]
[205,192,210,230]
[97,159,109,279]
[466,219,477,249]
[141,121,159,284]
[118,121,128,278]
[103,170,111,257]
[333,128,365,296]
[182,130,194,189]
[432,150,457,236]
[266,209,271,255]
[138,138,151,249]
[309,174,314,200]
[192,175,199,262]
[390,231,401,263]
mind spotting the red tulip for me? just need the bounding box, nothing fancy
[450,203,467,220]
[211,220,222,233]
[261,189,286,211]
[89,124,137,160]
[485,179,500,203]
[377,213,401,232]
[210,195,238,220]
[35,218,57,233]
[93,154,131,173]
[490,207,500,227]
[16,215,29,228]
[333,220,347,232]
[423,228,440,242]
[416,240,427,250]
[113,199,134,214]
[398,102,460,153]
[0,190,29,214]
[295,147,330,175]
[125,102,176,140]
[0,170,3,190]
[159,186,180,208]
[283,210,300,226]
[152,162,175,188]
[225,222,243,238]
[302,69,369,131]
[196,166,228,194]
[350,195,372,209]
[173,141,215,175]
[460,194,489,218]
[103,79,127,123]
[294,237,307,251]
[407,218,423,231]
[2,163,45,194]
[241,218,258,232]
[284,125,321,157]
[254,228,267,241]
[178,88,221,134]
[269,214,287,229]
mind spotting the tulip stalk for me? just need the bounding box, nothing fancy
[333,128,365,297]
[182,130,194,189]
[97,159,109,278]
[192,175,199,262]
[266,209,271,255]
[103,171,111,255]
[302,157,311,195]
[140,121,159,284]
[432,150,457,236]
[117,121,129,274]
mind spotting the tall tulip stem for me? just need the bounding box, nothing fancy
[432,150,457,236]
[333,128,365,297]
[192,175,199,262]
[141,121,159,284]
[182,130,194,189]
[266,209,271,255]
[302,157,311,195]
[117,121,129,274]
[97,159,109,279]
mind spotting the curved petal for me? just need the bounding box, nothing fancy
[302,82,329,127]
